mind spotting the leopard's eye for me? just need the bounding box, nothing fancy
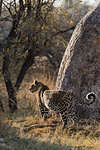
[32,85,34,88]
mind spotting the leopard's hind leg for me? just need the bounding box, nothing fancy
[59,111,68,129]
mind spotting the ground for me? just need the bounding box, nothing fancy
[0,67,100,150]
[1,110,100,150]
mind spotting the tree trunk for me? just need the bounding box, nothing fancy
[1,1,25,112]
[0,0,3,16]
[0,96,4,111]
[15,52,34,91]
[2,56,17,112]
[2,49,35,112]
[56,4,100,114]
[26,0,31,17]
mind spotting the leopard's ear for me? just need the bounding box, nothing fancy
[34,80,38,85]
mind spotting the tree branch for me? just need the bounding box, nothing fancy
[19,0,24,11]
[43,0,56,21]
[53,26,75,36]
[44,25,76,46]
[14,0,17,13]
[2,2,13,17]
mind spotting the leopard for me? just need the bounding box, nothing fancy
[29,80,50,120]
[29,80,97,129]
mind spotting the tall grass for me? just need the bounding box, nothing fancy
[0,73,100,150]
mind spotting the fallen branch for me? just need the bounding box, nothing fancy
[23,123,60,132]
[9,123,60,132]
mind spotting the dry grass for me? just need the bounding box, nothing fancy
[0,74,100,150]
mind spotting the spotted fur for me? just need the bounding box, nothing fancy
[29,80,97,128]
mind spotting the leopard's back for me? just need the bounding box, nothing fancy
[43,90,79,108]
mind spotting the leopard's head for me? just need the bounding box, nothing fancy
[29,80,42,93]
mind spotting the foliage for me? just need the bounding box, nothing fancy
[0,2,100,149]
[0,0,83,60]
[0,0,89,111]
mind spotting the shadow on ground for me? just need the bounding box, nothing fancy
[0,135,92,150]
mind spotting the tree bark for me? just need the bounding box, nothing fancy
[0,0,3,16]
[0,96,4,111]
[2,56,17,112]
[15,51,35,91]
[1,0,25,112]
[26,0,31,16]
[56,4,100,112]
